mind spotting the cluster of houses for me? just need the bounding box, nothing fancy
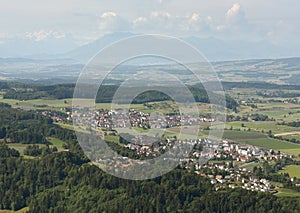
[199,139,293,162]
[40,110,71,122]
[195,163,272,193]
[191,139,296,193]
[47,108,298,193]
[71,108,214,130]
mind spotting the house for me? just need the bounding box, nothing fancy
[211,179,217,185]
[216,175,223,179]
[217,179,226,184]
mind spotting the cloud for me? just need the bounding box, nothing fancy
[98,11,130,32]
[226,3,241,18]
[133,17,148,27]
[266,20,299,44]
[183,13,213,33]
[132,11,214,35]
[25,30,66,41]
[215,3,255,39]
[226,3,247,26]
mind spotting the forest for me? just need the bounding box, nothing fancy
[1,82,238,110]
[0,148,299,212]
[0,103,299,212]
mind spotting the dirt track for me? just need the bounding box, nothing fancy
[275,132,300,137]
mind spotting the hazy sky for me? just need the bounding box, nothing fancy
[0,0,299,45]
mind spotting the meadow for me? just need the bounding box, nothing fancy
[47,137,66,149]
[7,144,46,156]
[279,165,300,178]
[275,188,300,198]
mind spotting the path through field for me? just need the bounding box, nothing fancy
[275,132,300,137]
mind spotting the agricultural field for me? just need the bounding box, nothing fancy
[226,122,299,134]
[275,188,300,198]
[244,139,300,154]
[221,130,267,141]
[0,95,71,110]
[279,165,300,178]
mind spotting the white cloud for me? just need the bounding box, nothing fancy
[25,30,66,41]
[133,17,148,27]
[150,11,171,19]
[132,11,214,36]
[98,11,130,32]
[226,3,241,18]
[0,0,298,47]
[226,3,247,26]
[101,12,117,19]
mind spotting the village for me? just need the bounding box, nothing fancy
[42,108,299,194]
[69,108,214,130]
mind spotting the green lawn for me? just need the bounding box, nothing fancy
[104,135,120,144]
[222,130,267,141]
[275,188,300,197]
[244,138,300,149]
[240,161,261,171]
[227,121,299,134]
[279,165,300,178]
[48,137,66,149]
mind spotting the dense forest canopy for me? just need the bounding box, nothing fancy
[1,82,238,110]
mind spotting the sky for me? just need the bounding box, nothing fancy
[0,0,299,56]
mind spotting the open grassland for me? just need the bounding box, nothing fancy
[0,96,71,110]
[104,135,121,144]
[227,122,299,134]
[239,161,261,171]
[48,137,66,149]
[220,130,300,154]
[279,165,300,178]
[275,188,300,198]
[57,123,75,131]
[222,130,266,141]
[245,138,300,153]
[7,144,46,156]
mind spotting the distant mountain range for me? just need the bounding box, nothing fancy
[63,32,300,63]
[0,32,299,63]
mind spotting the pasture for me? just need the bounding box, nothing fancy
[7,143,46,156]
[279,165,300,178]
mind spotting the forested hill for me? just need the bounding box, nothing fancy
[1,150,300,212]
[1,82,238,110]
[0,100,300,212]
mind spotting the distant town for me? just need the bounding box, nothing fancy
[42,107,300,195]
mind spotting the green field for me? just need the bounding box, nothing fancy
[104,135,121,144]
[222,130,266,141]
[276,188,300,198]
[205,130,300,155]
[279,165,300,178]
[245,138,300,149]
[240,161,261,171]
[0,96,71,110]
[48,137,66,149]
[7,144,46,156]
[227,122,299,134]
